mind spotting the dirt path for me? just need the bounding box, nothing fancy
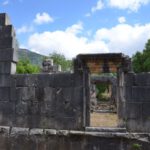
[90,112,118,127]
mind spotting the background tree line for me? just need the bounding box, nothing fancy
[16,52,72,74]
[17,39,150,74]
[132,39,150,73]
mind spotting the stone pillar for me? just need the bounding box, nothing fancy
[0,13,18,87]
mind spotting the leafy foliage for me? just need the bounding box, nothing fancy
[132,39,150,73]
[49,52,72,71]
[96,83,109,101]
[131,143,142,150]
[16,59,40,74]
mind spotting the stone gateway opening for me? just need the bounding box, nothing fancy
[73,53,132,129]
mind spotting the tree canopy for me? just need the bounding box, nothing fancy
[49,52,72,71]
[16,59,40,74]
[132,39,150,73]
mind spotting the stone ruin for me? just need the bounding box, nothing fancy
[0,13,150,150]
[42,58,61,73]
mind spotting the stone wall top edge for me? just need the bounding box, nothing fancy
[11,72,79,77]
[134,72,150,75]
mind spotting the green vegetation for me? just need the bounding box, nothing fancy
[49,52,72,71]
[131,143,142,150]
[16,59,40,74]
[92,74,115,101]
[132,39,150,73]
[18,49,73,73]
[18,49,44,67]
[96,83,109,101]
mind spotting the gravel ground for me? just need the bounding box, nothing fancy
[90,112,118,127]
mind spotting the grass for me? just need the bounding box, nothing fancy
[90,112,118,127]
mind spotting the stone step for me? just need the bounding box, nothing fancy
[85,127,127,133]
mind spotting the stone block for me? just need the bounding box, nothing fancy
[37,74,54,87]
[29,128,44,135]
[132,86,150,102]
[16,101,40,115]
[0,75,11,87]
[142,103,150,119]
[0,113,15,126]
[124,73,134,86]
[0,13,11,26]
[0,62,16,74]
[17,87,35,101]
[54,117,79,130]
[118,101,126,119]
[0,25,15,38]
[12,74,38,87]
[13,116,29,127]
[0,126,10,135]
[124,86,132,101]
[0,48,18,62]
[12,87,35,102]
[11,127,29,136]
[0,87,10,101]
[35,88,44,101]
[0,101,15,114]
[44,129,56,135]
[55,87,83,118]
[126,103,142,119]
[36,73,83,88]
[53,73,83,88]
[10,87,17,101]
[0,37,16,49]
[134,73,150,86]
[126,118,150,132]
[40,102,56,116]
[15,101,28,115]
[43,87,55,101]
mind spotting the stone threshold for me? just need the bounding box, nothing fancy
[85,127,126,132]
[0,126,150,143]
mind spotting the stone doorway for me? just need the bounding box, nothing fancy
[90,75,118,127]
[74,53,131,128]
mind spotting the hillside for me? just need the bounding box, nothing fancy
[18,49,45,66]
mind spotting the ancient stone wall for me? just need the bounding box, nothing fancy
[118,71,150,132]
[0,73,84,129]
[0,13,86,130]
[0,126,150,150]
[124,72,150,132]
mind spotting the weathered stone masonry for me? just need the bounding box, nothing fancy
[0,13,150,150]
[0,13,85,130]
[122,72,150,132]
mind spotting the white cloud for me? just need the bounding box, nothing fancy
[107,0,150,12]
[27,22,109,58]
[34,12,54,25]
[17,25,34,34]
[118,16,126,23]
[95,23,150,55]
[66,22,83,35]
[26,21,150,59]
[2,0,9,5]
[91,0,104,13]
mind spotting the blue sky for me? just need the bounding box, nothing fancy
[1,0,150,58]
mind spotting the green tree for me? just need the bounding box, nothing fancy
[17,59,40,74]
[96,83,109,101]
[49,52,72,71]
[132,39,150,73]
